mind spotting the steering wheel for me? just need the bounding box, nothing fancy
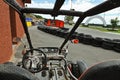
[22,49,47,73]
[0,62,39,80]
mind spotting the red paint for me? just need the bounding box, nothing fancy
[54,20,64,28]
[0,1,12,63]
[45,19,51,26]
[59,20,64,28]
[45,19,64,28]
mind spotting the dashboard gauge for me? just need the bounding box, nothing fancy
[38,47,59,53]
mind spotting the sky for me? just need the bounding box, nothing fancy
[26,0,120,25]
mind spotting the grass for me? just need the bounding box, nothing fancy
[107,29,120,33]
[80,25,120,33]
[64,24,120,33]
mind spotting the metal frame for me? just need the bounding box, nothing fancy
[4,0,120,53]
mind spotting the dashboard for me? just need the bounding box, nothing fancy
[38,47,59,53]
[22,47,67,73]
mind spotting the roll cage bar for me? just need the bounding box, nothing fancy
[4,0,120,53]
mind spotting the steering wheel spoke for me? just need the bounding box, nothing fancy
[22,49,47,73]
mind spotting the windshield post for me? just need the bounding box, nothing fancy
[19,14,34,50]
[59,15,86,54]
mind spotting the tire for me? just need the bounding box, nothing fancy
[92,37,103,47]
[102,38,115,50]
[78,33,84,43]
[71,60,88,79]
[59,30,65,38]
[113,39,120,52]
[62,32,69,38]
[114,44,120,52]
[70,32,78,40]
[61,27,69,31]
[83,35,93,45]
[77,60,88,76]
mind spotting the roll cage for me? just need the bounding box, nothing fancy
[4,0,120,53]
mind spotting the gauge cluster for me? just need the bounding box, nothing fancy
[38,47,59,53]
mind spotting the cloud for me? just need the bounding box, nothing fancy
[26,0,120,24]
[61,0,95,11]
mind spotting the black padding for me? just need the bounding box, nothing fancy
[84,0,120,16]
[82,35,94,45]
[22,8,83,17]
[77,60,88,76]
[113,39,120,52]
[4,0,22,14]
[92,37,103,47]
[79,59,120,80]
[102,38,115,50]
[52,0,65,16]
[0,62,39,80]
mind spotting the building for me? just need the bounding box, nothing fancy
[0,0,31,63]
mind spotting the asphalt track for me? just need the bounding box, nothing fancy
[67,25,120,39]
[15,26,120,67]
